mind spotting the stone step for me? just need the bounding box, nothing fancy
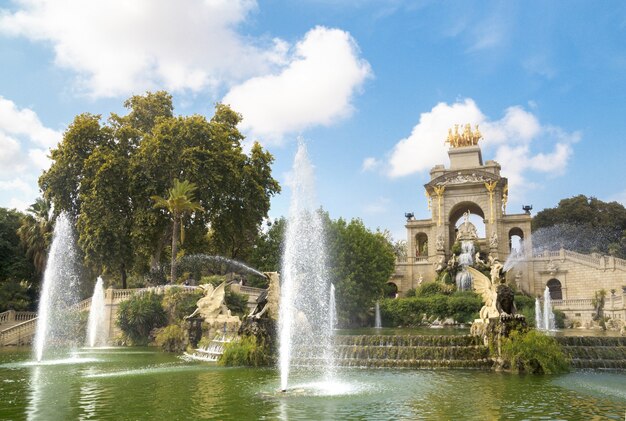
[334,345,490,360]
[291,358,493,369]
[570,359,626,369]
[334,335,482,347]
[562,346,626,360]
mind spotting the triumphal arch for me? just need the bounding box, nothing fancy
[392,124,532,292]
[391,124,626,327]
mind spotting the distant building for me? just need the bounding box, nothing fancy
[391,125,625,326]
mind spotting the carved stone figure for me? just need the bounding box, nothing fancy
[490,232,498,248]
[467,267,499,322]
[185,280,241,333]
[434,256,445,273]
[436,234,444,250]
[456,211,478,241]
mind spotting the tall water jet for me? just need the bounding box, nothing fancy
[535,297,544,329]
[374,301,382,329]
[86,277,107,347]
[543,286,556,331]
[33,213,81,362]
[329,284,337,331]
[279,141,333,392]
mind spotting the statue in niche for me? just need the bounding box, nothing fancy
[456,210,478,241]
[436,234,444,250]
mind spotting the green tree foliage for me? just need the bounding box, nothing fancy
[39,92,280,286]
[17,198,53,276]
[326,216,396,327]
[248,217,285,273]
[152,179,203,282]
[532,195,626,258]
[0,208,36,311]
[116,292,167,345]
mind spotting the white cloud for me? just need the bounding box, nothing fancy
[0,97,61,209]
[1,3,371,143]
[0,0,283,98]
[223,26,372,143]
[384,98,579,199]
[361,157,380,172]
[387,99,484,178]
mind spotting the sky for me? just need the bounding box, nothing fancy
[1,0,626,241]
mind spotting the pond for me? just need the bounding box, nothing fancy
[0,347,624,420]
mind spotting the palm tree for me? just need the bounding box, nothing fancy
[17,198,53,276]
[152,179,203,283]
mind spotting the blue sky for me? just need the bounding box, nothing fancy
[1,1,625,240]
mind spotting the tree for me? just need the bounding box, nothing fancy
[532,195,626,257]
[152,179,203,282]
[17,198,53,276]
[38,92,280,286]
[249,217,286,273]
[0,208,36,311]
[326,217,396,327]
[208,142,281,259]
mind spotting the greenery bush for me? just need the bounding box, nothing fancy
[117,292,167,345]
[379,292,481,326]
[553,310,566,329]
[162,287,202,322]
[219,335,273,367]
[225,289,249,316]
[500,330,570,374]
[155,324,186,352]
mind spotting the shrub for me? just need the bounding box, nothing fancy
[379,292,482,326]
[500,330,570,374]
[162,287,203,322]
[553,310,566,329]
[219,336,273,367]
[155,324,186,352]
[225,289,249,316]
[117,292,167,345]
[405,288,416,297]
[416,282,445,296]
[514,294,535,311]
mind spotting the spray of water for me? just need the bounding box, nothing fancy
[374,301,382,329]
[278,141,334,392]
[86,277,107,347]
[33,213,81,361]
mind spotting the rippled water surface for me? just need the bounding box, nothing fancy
[0,347,624,420]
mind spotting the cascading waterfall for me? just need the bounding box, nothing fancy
[456,241,474,291]
[33,213,81,362]
[86,277,107,347]
[279,141,333,392]
[374,301,382,329]
[535,297,543,329]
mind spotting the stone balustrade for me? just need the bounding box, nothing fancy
[0,310,37,326]
[0,318,37,346]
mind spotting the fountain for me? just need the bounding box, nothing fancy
[535,297,543,329]
[33,213,82,362]
[535,286,556,332]
[329,284,337,331]
[374,301,382,328]
[278,141,334,392]
[86,277,107,347]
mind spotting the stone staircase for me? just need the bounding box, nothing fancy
[332,335,492,369]
[555,336,626,369]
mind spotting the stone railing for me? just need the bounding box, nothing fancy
[0,310,37,326]
[533,248,626,272]
[551,298,593,309]
[0,318,37,346]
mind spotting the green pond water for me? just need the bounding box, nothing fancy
[0,347,624,421]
